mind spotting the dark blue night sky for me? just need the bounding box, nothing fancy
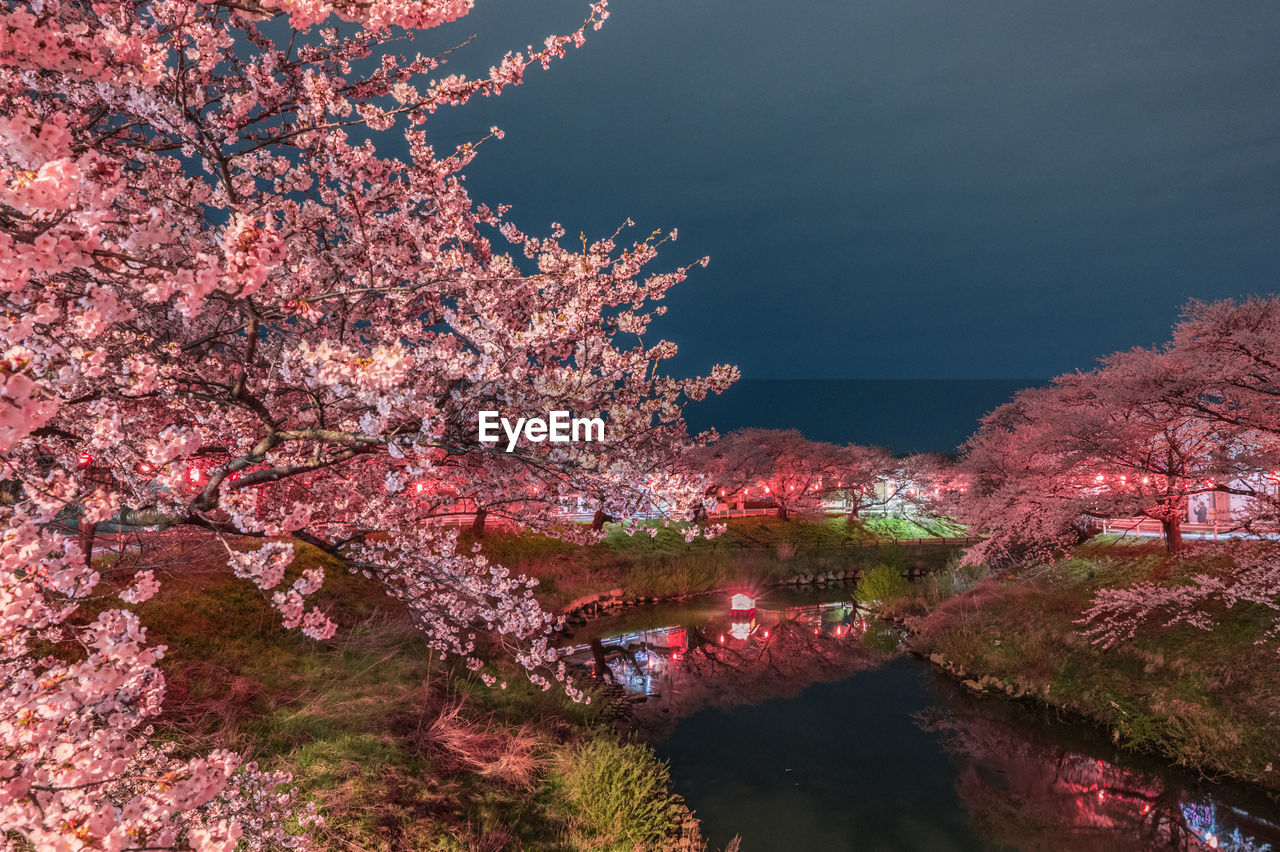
[413,0,1280,387]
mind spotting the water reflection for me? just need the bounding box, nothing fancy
[921,698,1280,851]
[567,591,1280,851]
[563,593,886,730]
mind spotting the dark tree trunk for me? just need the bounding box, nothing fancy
[847,503,861,523]
[776,504,789,521]
[78,515,96,566]
[591,508,612,531]
[589,638,613,682]
[1161,515,1183,556]
[471,508,487,538]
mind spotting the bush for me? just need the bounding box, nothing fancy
[855,563,909,608]
[560,737,681,850]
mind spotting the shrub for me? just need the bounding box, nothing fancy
[560,737,681,849]
[855,563,909,608]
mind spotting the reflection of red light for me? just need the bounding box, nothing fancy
[77,452,92,467]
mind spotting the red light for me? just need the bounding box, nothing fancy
[763,485,770,494]
[186,466,202,484]
[415,483,425,493]
[137,462,153,474]
[719,489,726,497]
[718,634,725,644]
[77,452,92,467]
[1097,790,1105,802]
[762,630,770,639]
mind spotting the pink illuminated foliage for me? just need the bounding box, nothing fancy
[955,299,1280,652]
[697,429,849,520]
[1,0,734,846]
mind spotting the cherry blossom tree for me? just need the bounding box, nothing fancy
[957,348,1247,563]
[955,300,1280,652]
[1,0,735,846]
[698,429,845,520]
[831,444,896,520]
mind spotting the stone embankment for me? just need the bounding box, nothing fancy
[923,651,1031,699]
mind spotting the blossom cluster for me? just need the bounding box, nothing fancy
[2,0,734,846]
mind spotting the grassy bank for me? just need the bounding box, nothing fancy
[111,534,713,851]
[101,517,963,848]
[474,515,966,611]
[905,538,1280,791]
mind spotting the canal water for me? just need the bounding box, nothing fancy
[561,586,1280,852]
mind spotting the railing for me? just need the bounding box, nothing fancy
[1101,517,1275,541]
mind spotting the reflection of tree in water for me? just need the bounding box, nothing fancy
[628,620,880,737]
[917,703,1277,852]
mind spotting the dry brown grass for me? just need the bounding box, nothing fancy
[419,696,547,790]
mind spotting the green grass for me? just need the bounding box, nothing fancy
[107,534,705,851]
[553,738,686,851]
[911,539,1280,789]
[854,564,910,609]
[469,515,966,609]
[90,518,960,848]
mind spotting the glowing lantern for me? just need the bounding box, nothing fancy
[137,462,153,474]
[729,593,755,612]
[415,482,425,493]
[186,466,202,484]
[717,634,726,644]
[77,452,92,467]
[762,485,770,494]
[762,630,770,639]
